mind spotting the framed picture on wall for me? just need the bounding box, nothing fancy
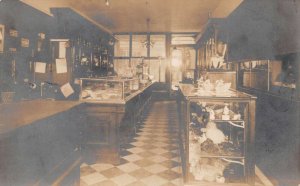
[0,24,4,53]
[21,38,29,48]
[9,29,18,37]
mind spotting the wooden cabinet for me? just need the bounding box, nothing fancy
[178,85,256,185]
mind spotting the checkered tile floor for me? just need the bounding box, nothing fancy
[80,101,184,186]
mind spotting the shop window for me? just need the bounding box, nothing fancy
[132,35,147,57]
[150,35,166,57]
[171,34,195,45]
[171,48,183,68]
[183,48,196,70]
[148,59,160,82]
[114,35,130,57]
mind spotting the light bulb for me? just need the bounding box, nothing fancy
[105,0,109,6]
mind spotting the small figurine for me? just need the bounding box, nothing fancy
[206,107,215,120]
[222,104,230,120]
[202,122,225,144]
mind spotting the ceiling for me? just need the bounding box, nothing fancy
[21,0,243,33]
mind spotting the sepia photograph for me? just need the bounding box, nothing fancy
[0,0,299,186]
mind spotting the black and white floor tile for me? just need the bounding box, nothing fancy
[80,101,184,186]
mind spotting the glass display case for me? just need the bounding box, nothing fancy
[179,85,256,185]
[238,57,299,100]
[79,78,139,102]
[238,60,269,91]
[269,59,297,98]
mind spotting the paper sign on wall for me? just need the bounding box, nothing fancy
[35,62,46,73]
[60,83,74,98]
[59,41,66,58]
[56,58,67,73]
[38,33,45,40]
[74,78,80,85]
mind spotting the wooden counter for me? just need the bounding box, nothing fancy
[81,82,154,164]
[0,100,81,135]
[0,100,84,186]
[0,82,154,135]
[0,82,155,185]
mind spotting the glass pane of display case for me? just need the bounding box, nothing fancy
[188,100,252,184]
[252,60,269,91]
[180,86,256,185]
[269,59,297,97]
[114,35,130,57]
[238,57,300,100]
[80,78,139,101]
[150,35,166,57]
[124,78,139,97]
[239,60,269,91]
[238,61,251,88]
[132,35,147,57]
[189,101,246,157]
[80,78,123,101]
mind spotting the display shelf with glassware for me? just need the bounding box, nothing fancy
[71,36,114,79]
[238,60,269,91]
[196,19,232,72]
[237,55,299,100]
[196,19,237,89]
[179,84,256,185]
[113,57,153,87]
[79,77,140,102]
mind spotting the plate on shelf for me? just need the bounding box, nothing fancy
[251,61,257,68]
[243,62,250,69]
